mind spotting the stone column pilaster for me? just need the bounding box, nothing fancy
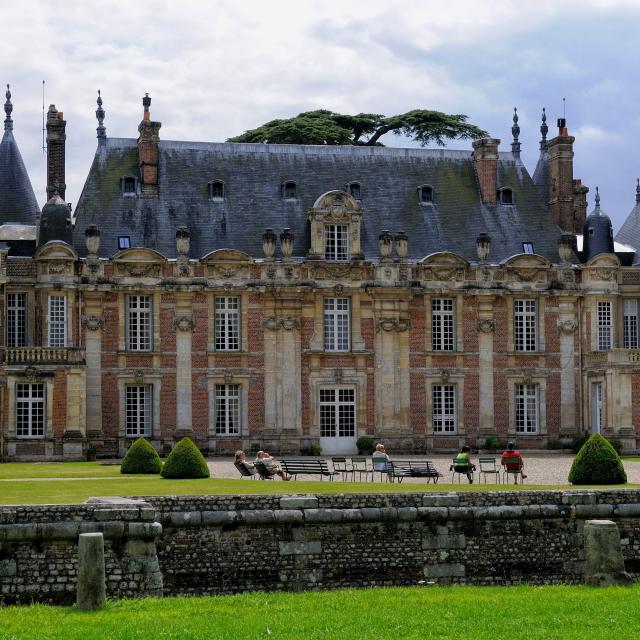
[477,296,495,435]
[174,294,194,438]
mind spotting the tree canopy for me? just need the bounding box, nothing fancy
[228,109,488,147]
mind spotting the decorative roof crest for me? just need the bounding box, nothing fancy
[636,178,640,205]
[4,84,13,131]
[539,107,548,150]
[511,107,521,157]
[96,89,106,140]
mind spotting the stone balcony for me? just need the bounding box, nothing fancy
[583,349,640,368]
[5,347,86,366]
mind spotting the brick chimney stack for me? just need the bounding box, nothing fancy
[46,105,66,200]
[472,138,501,204]
[137,94,161,196]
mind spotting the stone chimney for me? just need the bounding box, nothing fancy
[572,178,589,233]
[547,120,577,232]
[472,138,500,204]
[46,105,66,200]
[137,94,161,196]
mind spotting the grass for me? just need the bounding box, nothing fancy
[0,584,639,639]
[0,462,122,480]
[622,457,640,462]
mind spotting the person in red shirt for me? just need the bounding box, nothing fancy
[500,442,528,484]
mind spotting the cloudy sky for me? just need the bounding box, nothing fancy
[1,0,639,230]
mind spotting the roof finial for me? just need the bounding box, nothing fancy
[4,84,13,131]
[539,107,548,150]
[142,93,151,121]
[636,178,640,205]
[96,89,106,141]
[595,186,601,214]
[511,107,521,157]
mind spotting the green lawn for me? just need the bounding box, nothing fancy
[1,584,638,639]
[0,462,122,480]
[622,457,640,462]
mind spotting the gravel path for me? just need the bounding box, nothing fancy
[207,454,640,485]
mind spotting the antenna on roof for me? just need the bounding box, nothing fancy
[41,80,46,154]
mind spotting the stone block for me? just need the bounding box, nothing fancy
[423,494,459,508]
[397,507,418,522]
[41,522,80,541]
[613,504,640,518]
[279,541,322,555]
[0,559,16,576]
[576,504,614,519]
[417,507,448,522]
[360,508,381,522]
[128,522,163,539]
[80,521,125,539]
[562,492,596,505]
[423,563,465,578]
[584,520,632,586]
[274,510,304,524]
[341,509,363,523]
[202,511,236,526]
[241,510,275,525]
[304,509,343,524]
[169,511,202,527]
[77,533,106,610]
[280,496,318,510]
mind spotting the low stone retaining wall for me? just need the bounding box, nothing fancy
[1,490,639,603]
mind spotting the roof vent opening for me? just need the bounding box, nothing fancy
[208,180,225,200]
[498,188,513,205]
[121,176,137,195]
[282,181,297,199]
[418,185,433,204]
[346,182,361,200]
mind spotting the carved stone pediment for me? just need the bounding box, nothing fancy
[173,316,195,332]
[262,316,300,331]
[476,318,496,333]
[557,318,578,334]
[376,317,410,333]
[590,268,617,282]
[312,264,367,281]
[205,264,249,279]
[82,316,104,331]
[309,190,362,221]
[116,263,161,278]
[423,266,463,282]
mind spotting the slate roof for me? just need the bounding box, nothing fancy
[0,128,39,226]
[615,183,640,258]
[72,138,564,262]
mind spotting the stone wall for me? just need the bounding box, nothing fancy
[1,491,639,603]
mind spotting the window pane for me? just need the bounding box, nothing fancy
[215,384,241,435]
[597,301,612,350]
[624,299,638,349]
[514,300,537,352]
[324,298,350,352]
[432,298,455,351]
[7,292,26,347]
[324,224,349,261]
[320,388,355,439]
[127,295,152,351]
[515,384,538,434]
[215,297,240,351]
[126,385,152,437]
[16,383,45,438]
[432,384,456,433]
[48,296,66,347]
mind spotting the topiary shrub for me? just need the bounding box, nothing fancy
[161,437,210,479]
[121,437,162,474]
[356,436,375,455]
[571,433,590,453]
[568,433,627,485]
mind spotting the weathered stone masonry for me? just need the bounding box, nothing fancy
[1,490,639,603]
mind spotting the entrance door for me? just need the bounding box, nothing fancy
[319,387,357,454]
[591,382,603,434]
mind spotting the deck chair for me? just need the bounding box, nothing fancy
[502,456,525,484]
[478,457,501,484]
[350,456,372,482]
[371,457,392,482]
[331,457,352,481]
[450,458,474,483]
[254,460,276,480]
[234,460,257,479]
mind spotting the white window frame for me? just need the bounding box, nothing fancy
[47,295,66,348]
[16,383,45,438]
[215,384,241,435]
[215,296,240,351]
[126,295,153,351]
[319,387,356,438]
[514,299,537,352]
[515,383,538,434]
[324,224,349,262]
[7,292,27,348]
[432,298,455,351]
[522,242,534,255]
[125,384,152,437]
[432,384,457,433]
[597,301,612,350]
[624,299,639,349]
[324,297,350,352]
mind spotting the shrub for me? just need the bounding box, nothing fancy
[161,437,210,479]
[571,433,589,453]
[356,436,375,454]
[121,438,162,474]
[568,433,627,485]
[607,437,622,454]
[484,436,499,450]
[309,443,322,456]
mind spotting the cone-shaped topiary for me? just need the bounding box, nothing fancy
[568,433,627,485]
[161,437,210,479]
[121,437,162,474]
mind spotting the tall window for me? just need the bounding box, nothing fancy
[432,298,455,351]
[324,298,350,352]
[324,224,349,261]
[624,299,639,349]
[319,388,355,438]
[514,300,537,351]
[515,383,538,434]
[7,292,26,348]
[16,383,45,438]
[215,384,240,435]
[125,384,152,437]
[127,295,153,351]
[597,301,612,350]
[48,295,66,347]
[215,296,240,351]
[432,385,457,433]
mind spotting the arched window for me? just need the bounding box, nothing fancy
[282,181,297,199]
[121,176,137,195]
[346,182,361,200]
[418,185,434,204]
[498,188,514,205]
[208,180,225,200]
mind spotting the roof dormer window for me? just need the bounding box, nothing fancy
[121,176,137,196]
[346,182,361,200]
[118,236,131,250]
[282,181,297,200]
[418,185,434,204]
[498,187,513,205]
[208,180,225,200]
[522,242,534,255]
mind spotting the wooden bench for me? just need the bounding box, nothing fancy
[388,460,442,484]
[280,458,337,480]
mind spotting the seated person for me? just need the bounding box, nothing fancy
[372,443,392,480]
[452,446,476,484]
[234,450,257,476]
[500,442,527,484]
[255,450,291,481]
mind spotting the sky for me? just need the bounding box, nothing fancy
[1,0,639,231]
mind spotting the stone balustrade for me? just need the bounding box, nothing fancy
[584,349,640,367]
[5,347,86,365]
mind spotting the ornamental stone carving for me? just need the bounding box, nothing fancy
[592,268,616,282]
[173,316,195,332]
[116,264,160,278]
[476,318,496,333]
[376,318,410,333]
[82,315,104,331]
[262,316,300,331]
[133,370,144,383]
[557,318,578,334]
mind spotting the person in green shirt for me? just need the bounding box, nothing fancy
[452,446,476,483]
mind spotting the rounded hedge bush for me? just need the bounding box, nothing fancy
[161,437,210,479]
[568,433,627,485]
[121,437,162,474]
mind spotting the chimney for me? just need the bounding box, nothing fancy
[137,94,161,196]
[572,178,589,233]
[547,119,576,231]
[46,105,66,200]
[472,137,500,204]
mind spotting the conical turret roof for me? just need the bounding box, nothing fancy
[615,179,640,253]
